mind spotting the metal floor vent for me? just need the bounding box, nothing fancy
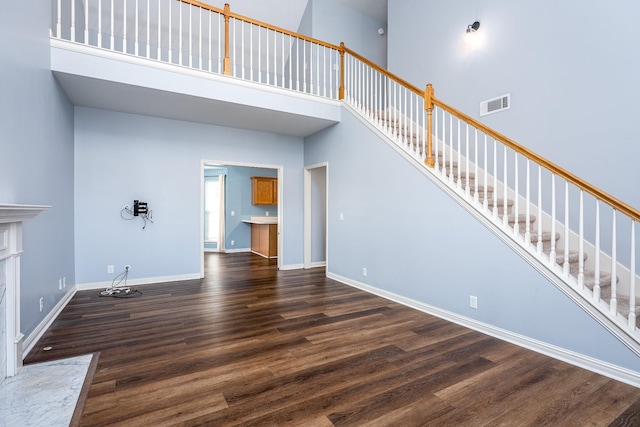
[480,94,510,116]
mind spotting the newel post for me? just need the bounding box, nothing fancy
[223,3,232,75]
[425,83,435,168]
[339,42,345,100]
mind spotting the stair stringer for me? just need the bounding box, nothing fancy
[343,101,640,357]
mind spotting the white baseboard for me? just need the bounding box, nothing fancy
[223,248,251,254]
[76,273,202,291]
[308,261,326,268]
[327,272,640,388]
[22,287,77,358]
[280,263,304,271]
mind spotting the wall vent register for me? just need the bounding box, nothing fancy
[480,93,510,116]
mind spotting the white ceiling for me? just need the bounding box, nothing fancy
[201,0,387,32]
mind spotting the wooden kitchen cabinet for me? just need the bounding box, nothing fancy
[250,223,278,258]
[251,177,278,205]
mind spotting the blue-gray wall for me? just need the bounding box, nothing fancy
[74,108,303,285]
[299,0,387,68]
[388,0,640,209]
[1,1,75,336]
[305,107,640,372]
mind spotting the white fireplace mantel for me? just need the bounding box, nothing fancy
[0,203,49,381]
[0,204,50,224]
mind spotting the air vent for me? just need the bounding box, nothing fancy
[480,94,510,116]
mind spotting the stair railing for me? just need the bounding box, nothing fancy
[344,49,640,344]
[51,0,342,99]
[51,0,640,345]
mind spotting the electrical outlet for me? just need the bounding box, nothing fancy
[340,213,344,221]
[231,211,235,216]
[265,211,270,216]
[58,279,62,290]
[362,267,367,277]
[107,265,114,274]
[63,277,66,288]
[470,295,478,309]
[39,297,44,312]
[231,240,235,246]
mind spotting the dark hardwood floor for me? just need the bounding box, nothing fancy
[25,253,640,426]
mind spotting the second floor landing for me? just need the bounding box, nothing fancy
[51,38,341,137]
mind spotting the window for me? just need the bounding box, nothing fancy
[204,178,221,243]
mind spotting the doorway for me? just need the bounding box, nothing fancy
[201,161,282,277]
[304,163,328,269]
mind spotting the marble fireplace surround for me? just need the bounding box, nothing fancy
[0,204,49,383]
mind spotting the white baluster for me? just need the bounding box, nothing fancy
[303,40,307,92]
[550,174,557,265]
[157,0,161,60]
[146,0,151,58]
[594,201,601,300]
[168,0,171,62]
[629,221,637,329]
[198,7,202,69]
[525,159,531,245]
[578,191,584,288]
[71,0,75,42]
[178,1,183,65]
[474,129,479,203]
[309,42,313,93]
[259,27,263,83]
[188,5,191,67]
[610,210,618,315]
[513,152,519,237]
[84,0,89,43]
[110,0,114,50]
[217,13,221,73]
[483,134,488,210]
[449,115,454,183]
[98,0,102,47]
[288,36,292,89]
[244,23,248,80]
[207,11,212,71]
[465,124,470,196]
[492,139,498,218]
[502,147,508,227]
[537,166,543,255]
[56,0,61,38]
[457,120,462,189]
[440,110,446,176]
[267,29,271,85]
[434,107,439,170]
[563,182,570,276]
[133,0,138,55]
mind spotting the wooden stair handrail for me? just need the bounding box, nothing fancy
[178,0,341,51]
[176,0,640,222]
[431,94,640,222]
[342,46,423,97]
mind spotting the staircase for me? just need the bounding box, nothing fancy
[372,108,640,332]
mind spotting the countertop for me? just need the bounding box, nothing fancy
[242,216,278,225]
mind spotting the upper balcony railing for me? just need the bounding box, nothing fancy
[52,0,342,99]
[52,0,640,351]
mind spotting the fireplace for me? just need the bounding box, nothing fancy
[0,204,48,383]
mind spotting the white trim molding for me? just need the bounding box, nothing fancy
[22,288,76,358]
[76,273,202,291]
[0,203,49,379]
[328,272,640,389]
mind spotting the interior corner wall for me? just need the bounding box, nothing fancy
[74,108,304,285]
[304,106,640,374]
[304,0,387,68]
[1,2,75,337]
[387,0,640,209]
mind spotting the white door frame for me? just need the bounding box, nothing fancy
[303,162,328,269]
[200,160,283,277]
